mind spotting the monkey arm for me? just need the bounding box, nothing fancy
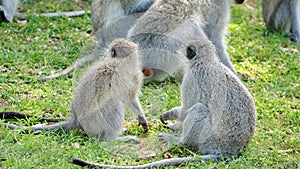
[160,107,181,124]
[125,96,149,132]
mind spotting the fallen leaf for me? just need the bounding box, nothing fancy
[277,149,296,153]
[72,142,80,149]
[162,152,172,159]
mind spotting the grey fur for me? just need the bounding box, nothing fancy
[5,39,148,141]
[262,0,300,43]
[40,0,155,81]
[0,0,19,22]
[71,37,256,168]
[128,0,240,82]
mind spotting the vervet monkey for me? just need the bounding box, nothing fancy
[262,0,300,43]
[129,0,244,82]
[40,0,155,81]
[71,37,256,168]
[2,39,149,141]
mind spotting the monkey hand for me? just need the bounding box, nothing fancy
[160,114,168,125]
[138,116,149,133]
[160,107,181,125]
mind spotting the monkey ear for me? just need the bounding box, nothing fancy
[186,45,196,60]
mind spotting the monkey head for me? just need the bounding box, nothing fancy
[108,38,138,59]
[185,40,217,62]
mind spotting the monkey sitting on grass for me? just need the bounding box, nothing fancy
[1,38,149,142]
[71,37,257,168]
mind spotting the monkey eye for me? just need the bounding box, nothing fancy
[186,45,196,60]
[111,49,117,58]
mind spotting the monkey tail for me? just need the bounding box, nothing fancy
[2,116,78,133]
[71,155,221,169]
[71,157,197,169]
[0,112,64,122]
[40,49,101,82]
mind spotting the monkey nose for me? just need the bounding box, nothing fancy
[142,68,153,77]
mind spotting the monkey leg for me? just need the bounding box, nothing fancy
[158,103,210,145]
[78,103,125,141]
[180,103,211,150]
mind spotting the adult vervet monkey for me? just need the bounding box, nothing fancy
[262,0,300,43]
[128,0,244,82]
[2,39,149,141]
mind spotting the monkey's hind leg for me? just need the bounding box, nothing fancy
[180,103,212,149]
[158,103,210,145]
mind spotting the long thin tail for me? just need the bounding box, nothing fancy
[40,50,100,82]
[2,117,77,133]
[0,112,64,122]
[71,155,220,169]
[72,157,196,169]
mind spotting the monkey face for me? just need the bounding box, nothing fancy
[234,0,244,4]
[108,38,138,59]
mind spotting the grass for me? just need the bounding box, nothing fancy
[0,0,299,168]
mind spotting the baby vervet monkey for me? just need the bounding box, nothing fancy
[71,37,256,168]
[2,39,149,142]
[40,0,155,81]
[262,0,300,43]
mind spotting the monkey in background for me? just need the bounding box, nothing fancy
[1,39,148,142]
[262,0,300,43]
[40,0,155,81]
[128,0,244,83]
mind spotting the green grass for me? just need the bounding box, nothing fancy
[0,0,299,168]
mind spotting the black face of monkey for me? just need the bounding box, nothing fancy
[111,49,117,58]
[186,45,196,60]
